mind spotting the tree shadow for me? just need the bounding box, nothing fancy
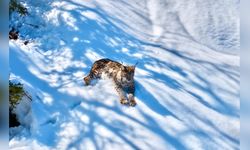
[9,0,239,149]
[135,81,178,117]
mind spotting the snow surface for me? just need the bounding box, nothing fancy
[9,0,239,149]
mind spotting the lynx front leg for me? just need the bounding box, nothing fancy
[114,83,128,105]
[128,84,136,107]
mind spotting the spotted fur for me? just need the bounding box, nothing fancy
[84,58,136,106]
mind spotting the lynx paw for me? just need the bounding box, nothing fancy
[120,98,129,105]
[129,99,137,107]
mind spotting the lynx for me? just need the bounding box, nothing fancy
[84,58,137,106]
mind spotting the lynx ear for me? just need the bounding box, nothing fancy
[132,65,136,70]
[134,62,139,67]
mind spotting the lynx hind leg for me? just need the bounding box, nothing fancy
[84,62,101,86]
[83,75,91,85]
[84,71,95,86]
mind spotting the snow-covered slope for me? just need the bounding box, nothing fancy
[9,0,239,149]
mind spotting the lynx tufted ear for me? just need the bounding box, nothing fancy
[134,62,139,67]
[130,62,138,71]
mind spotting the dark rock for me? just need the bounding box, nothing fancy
[9,110,20,127]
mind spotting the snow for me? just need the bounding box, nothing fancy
[9,0,239,149]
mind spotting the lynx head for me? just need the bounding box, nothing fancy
[121,65,135,82]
